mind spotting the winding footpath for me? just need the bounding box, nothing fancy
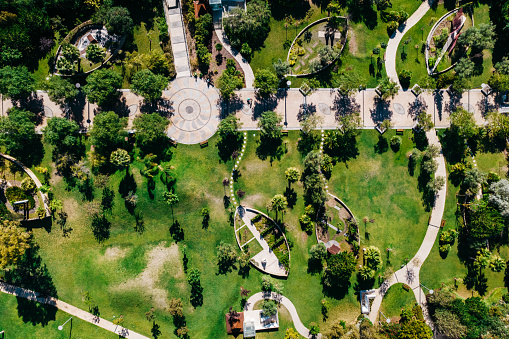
[385,0,436,86]
[0,281,150,338]
[368,128,446,327]
[245,292,317,338]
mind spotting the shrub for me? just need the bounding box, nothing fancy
[36,206,46,218]
[299,214,313,234]
[502,293,509,303]
[20,177,36,192]
[5,186,35,210]
[373,47,380,55]
[381,42,387,49]
[387,21,398,34]
[240,43,252,57]
[399,69,412,83]
[261,299,277,317]
[309,323,320,335]
[439,229,458,245]
[439,243,451,254]
[390,136,402,150]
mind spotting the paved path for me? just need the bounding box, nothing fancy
[245,292,320,338]
[163,0,191,77]
[1,153,50,217]
[165,77,221,144]
[368,128,446,327]
[0,281,150,338]
[213,12,255,88]
[385,0,436,86]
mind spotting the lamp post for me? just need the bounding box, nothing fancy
[419,283,433,304]
[58,316,73,337]
[284,80,291,127]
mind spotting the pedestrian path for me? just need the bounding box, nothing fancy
[385,0,436,86]
[0,281,150,339]
[212,12,255,88]
[245,292,320,338]
[163,0,191,77]
[368,128,446,327]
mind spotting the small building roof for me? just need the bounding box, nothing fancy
[243,319,256,338]
[209,0,221,5]
[328,244,341,255]
[225,311,244,335]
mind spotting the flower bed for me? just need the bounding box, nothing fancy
[251,214,290,270]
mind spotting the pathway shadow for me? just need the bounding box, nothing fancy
[369,97,393,125]
[66,91,86,127]
[476,96,498,118]
[140,99,174,118]
[16,93,44,125]
[297,103,316,122]
[434,90,444,121]
[445,92,462,114]
[253,95,278,120]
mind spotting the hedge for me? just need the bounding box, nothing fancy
[5,186,35,210]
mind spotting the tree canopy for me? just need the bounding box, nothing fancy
[258,111,283,140]
[43,76,78,106]
[90,111,127,158]
[43,117,80,155]
[0,220,31,270]
[323,251,356,289]
[458,22,496,51]
[104,6,133,36]
[0,66,35,102]
[133,113,170,155]
[450,107,477,140]
[216,67,244,102]
[377,77,399,100]
[131,69,168,102]
[254,69,279,99]
[84,69,122,107]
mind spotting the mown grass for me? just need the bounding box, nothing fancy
[380,283,417,319]
[329,130,431,272]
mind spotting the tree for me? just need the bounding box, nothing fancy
[90,111,127,158]
[258,111,283,140]
[488,73,509,92]
[254,69,279,99]
[489,255,506,272]
[101,187,114,212]
[309,243,327,262]
[463,168,486,195]
[458,22,496,51]
[0,220,31,270]
[302,151,326,208]
[434,309,467,339]
[377,77,399,100]
[222,0,271,49]
[133,113,170,155]
[495,56,509,75]
[0,66,35,102]
[216,241,237,273]
[468,200,504,240]
[449,107,476,140]
[104,6,133,36]
[489,179,509,218]
[216,115,243,161]
[301,114,324,135]
[398,318,432,339]
[43,117,80,154]
[268,194,288,222]
[84,69,123,107]
[131,69,168,102]
[216,67,244,103]
[285,167,300,189]
[284,328,300,339]
[0,108,41,165]
[427,176,445,195]
[110,149,130,170]
[323,251,356,289]
[416,112,434,131]
[364,246,382,270]
[44,76,78,106]
[168,298,184,318]
[86,43,106,64]
[337,70,364,97]
[273,59,290,79]
[261,300,277,317]
[163,191,179,223]
[455,57,475,78]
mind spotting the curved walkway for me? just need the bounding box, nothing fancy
[368,128,446,327]
[1,153,50,217]
[0,281,149,338]
[245,292,319,338]
[385,0,436,86]
[213,13,255,88]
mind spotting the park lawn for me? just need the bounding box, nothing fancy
[32,37,60,86]
[396,3,493,89]
[329,130,431,273]
[0,293,116,338]
[470,151,507,175]
[380,283,417,319]
[28,131,360,339]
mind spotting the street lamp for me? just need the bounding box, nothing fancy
[58,316,73,334]
[420,283,433,295]
[284,80,291,127]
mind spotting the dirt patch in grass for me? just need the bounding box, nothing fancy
[103,247,128,261]
[242,193,264,207]
[113,242,182,310]
[348,29,357,55]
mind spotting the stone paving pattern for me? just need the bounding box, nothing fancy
[163,0,191,78]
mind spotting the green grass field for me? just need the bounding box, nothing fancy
[380,283,417,319]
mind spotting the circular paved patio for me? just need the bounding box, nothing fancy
[165,77,220,144]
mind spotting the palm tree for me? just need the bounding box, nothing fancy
[268,194,288,223]
[285,167,300,189]
[163,191,179,223]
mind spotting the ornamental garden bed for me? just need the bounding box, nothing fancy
[5,186,36,212]
[251,213,290,270]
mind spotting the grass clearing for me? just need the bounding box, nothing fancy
[380,283,417,319]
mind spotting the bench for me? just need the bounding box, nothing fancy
[440,219,446,228]
[169,139,177,148]
[282,130,288,136]
[200,140,208,148]
[396,129,404,135]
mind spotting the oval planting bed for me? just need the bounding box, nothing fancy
[234,206,290,277]
[287,16,348,77]
[425,7,473,76]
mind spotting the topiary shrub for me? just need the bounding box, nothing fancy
[439,243,451,254]
[387,21,399,34]
[390,136,402,151]
[5,186,35,210]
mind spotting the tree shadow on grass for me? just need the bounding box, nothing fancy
[284,187,297,208]
[217,133,243,163]
[307,259,323,275]
[119,170,137,197]
[256,136,284,163]
[170,219,184,242]
[374,135,388,153]
[413,129,429,151]
[5,244,58,326]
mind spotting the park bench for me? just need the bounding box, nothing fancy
[441,219,446,228]
[282,130,288,136]
[200,140,208,148]
[396,129,404,135]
